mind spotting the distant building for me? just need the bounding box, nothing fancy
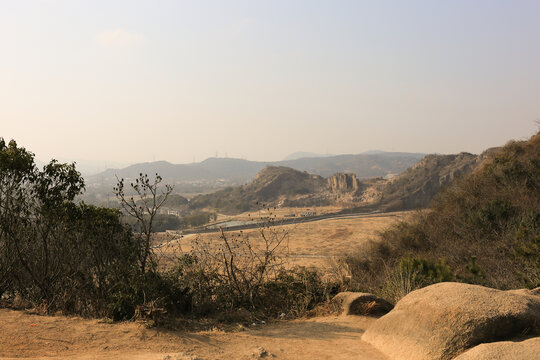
[301,211,316,217]
[167,209,180,217]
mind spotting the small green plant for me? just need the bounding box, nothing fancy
[399,257,454,284]
[380,263,419,304]
[465,256,484,278]
[380,257,454,303]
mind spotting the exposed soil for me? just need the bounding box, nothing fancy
[0,309,387,359]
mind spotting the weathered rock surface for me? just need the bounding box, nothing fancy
[379,152,479,210]
[453,337,540,360]
[362,282,540,360]
[331,292,393,316]
[327,173,361,193]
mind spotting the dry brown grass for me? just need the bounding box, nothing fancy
[210,205,345,222]
[158,211,409,271]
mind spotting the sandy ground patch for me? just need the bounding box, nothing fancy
[0,309,387,360]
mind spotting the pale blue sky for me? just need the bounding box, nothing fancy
[1,0,539,165]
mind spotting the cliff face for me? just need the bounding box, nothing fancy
[327,173,361,193]
[378,152,480,210]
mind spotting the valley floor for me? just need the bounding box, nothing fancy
[0,309,387,360]
[160,211,410,269]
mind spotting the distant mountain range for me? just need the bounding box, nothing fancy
[36,158,130,176]
[282,150,389,161]
[83,147,501,214]
[282,152,336,161]
[87,152,426,187]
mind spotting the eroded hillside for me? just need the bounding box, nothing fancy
[187,149,495,214]
[188,166,367,213]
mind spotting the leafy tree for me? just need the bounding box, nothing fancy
[0,139,35,294]
[0,138,156,318]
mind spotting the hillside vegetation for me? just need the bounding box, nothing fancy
[342,132,540,301]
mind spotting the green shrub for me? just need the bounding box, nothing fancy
[399,257,454,284]
[0,138,191,320]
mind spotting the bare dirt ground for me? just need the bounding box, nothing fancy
[2,212,405,359]
[0,308,387,360]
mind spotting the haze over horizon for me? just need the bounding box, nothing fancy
[2,1,539,166]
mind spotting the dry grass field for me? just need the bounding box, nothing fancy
[158,211,410,271]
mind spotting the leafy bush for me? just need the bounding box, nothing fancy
[0,138,187,320]
[123,211,217,232]
[180,211,217,228]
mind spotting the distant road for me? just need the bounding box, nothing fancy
[179,210,403,235]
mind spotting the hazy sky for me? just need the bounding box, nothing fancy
[1,0,539,165]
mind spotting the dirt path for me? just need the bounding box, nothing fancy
[0,309,387,359]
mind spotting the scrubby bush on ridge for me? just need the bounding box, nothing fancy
[341,132,540,302]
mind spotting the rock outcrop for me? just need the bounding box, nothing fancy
[362,282,540,360]
[454,337,540,360]
[327,173,361,193]
[331,292,393,316]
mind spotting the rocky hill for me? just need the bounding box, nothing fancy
[376,152,481,210]
[279,152,425,178]
[373,146,506,211]
[188,150,494,214]
[84,152,425,197]
[188,166,365,213]
[249,166,327,200]
[91,147,506,214]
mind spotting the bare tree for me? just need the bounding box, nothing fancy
[113,173,173,273]
[191,206,291,308]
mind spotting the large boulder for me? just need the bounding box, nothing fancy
[362,282,540,360]
[331,292,393,316]
[454,337,540,360]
